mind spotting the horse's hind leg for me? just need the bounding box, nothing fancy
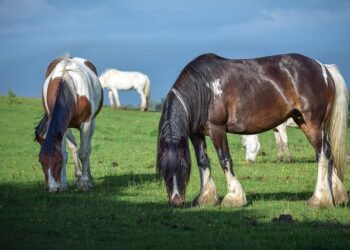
[77,120,95,191]
[108,90,116,108]
[136,87,147,111]
[209,125,247,207]
[190,133,219,207]
[300,123,343,208]
[273,129,284,162]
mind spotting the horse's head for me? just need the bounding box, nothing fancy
[37,132,64,192]
[157,137,191,208]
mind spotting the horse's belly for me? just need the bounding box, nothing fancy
[226,111,288,134]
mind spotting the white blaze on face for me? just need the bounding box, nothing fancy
[316,60,328,85]
[172,174,180,199]
[48,168,59,191]
[210,79,222,97]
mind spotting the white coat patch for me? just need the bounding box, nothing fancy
[210,79,222,97]
[48,168,59,191]
[172,174,180,199]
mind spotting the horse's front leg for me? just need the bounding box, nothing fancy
[108,90,116,108]
[76,120,95,191]
[111,88,121,109]
[209,125,247,207]
[65,129,82,181]
[190,133,219,207]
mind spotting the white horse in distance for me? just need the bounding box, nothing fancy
[242,118,299,162]
[99,69,151,111]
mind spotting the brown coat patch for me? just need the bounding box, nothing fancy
[84,61,98,76]
[46,77,61,112]
[45,58,63,79]
[69,96,92,128]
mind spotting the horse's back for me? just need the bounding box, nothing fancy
[193,53,336,134]
[43,56,102,117]
[102,68,149,90]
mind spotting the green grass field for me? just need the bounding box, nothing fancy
[0,96,349,249]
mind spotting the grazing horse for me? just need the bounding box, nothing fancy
[242,118,299,162]
[157,53,348,208]
[35,55,103,192]
[99,69,151,111]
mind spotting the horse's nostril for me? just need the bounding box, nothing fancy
[169,194,185,208]
[45,188,49,192]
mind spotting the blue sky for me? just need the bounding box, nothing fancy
[1,0,350,106]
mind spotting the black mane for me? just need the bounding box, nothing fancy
[160,53,228,138]
[157,53,228,182]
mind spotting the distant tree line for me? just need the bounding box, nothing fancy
[3,88,350,124]
[148,98,165,112]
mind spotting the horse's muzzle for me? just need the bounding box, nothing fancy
[45,187,60,193]
[169,194,185,208]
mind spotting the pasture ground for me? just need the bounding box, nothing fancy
[0,96,349,249]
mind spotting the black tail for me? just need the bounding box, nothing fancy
[40,77,76,155]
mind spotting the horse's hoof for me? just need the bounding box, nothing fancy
[307,195,333,208]
[59,182,68,192]
[76,178,93,191]
[221,192,247,208]
[192,179,219,207]
[193,191,219,207]
[285,158,292,163]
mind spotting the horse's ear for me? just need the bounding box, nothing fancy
[35,131,45,145]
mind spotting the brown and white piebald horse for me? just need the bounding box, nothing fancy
[157,53,348,209]
[35,55,103,192]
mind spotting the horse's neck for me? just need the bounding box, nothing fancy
[161,108,190,142]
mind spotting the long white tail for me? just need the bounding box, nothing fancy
[325,64,348,181]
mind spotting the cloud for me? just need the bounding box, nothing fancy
[1,0,350,101]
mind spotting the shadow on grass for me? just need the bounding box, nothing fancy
[0,177,349,250]
[256,157,316,164]
[247,191,313,202]
[96,172,157,191]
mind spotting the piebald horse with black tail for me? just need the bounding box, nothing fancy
[35,55,103,192]
[157,53,348,208]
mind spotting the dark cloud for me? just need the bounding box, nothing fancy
[1,0,349,104]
